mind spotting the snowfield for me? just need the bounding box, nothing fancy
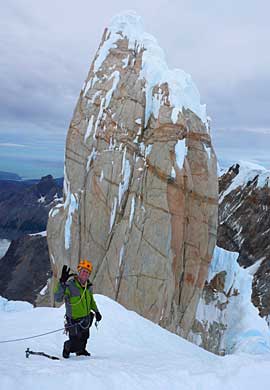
[1,295,270,390]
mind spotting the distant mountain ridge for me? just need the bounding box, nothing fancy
[0,234,50,303]
[0,171,21,180]
[0,175,63,240]
[218,161,270,322]
[0,174,63,303]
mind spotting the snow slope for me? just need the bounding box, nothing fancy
[1,295,270,390]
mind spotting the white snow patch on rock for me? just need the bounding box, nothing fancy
[29,231,47,237]
[109,197,118,232]
[64,193,79,250]
[129,196,136,227]
[100,170,104,182]
[37,196,46,204]
[175,139,187,170]
[50,254,55,265]
[0,239,10,259]
[84,115,95,142]
[122,56,129,68]
[203,144,212,160]
[104,71,120,109]
[119,246,124,267]
[39,285,48,296]
[145,144,152,157]
[119,159,131,206]
[49,204,62,218]
[86,148,97,172]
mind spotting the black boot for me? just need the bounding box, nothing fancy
[62,341,70,359]
[76,349,91,356]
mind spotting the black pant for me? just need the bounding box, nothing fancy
[64,314,93,353]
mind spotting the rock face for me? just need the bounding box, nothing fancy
[0,175,63,240]
[0,234,51,304]
[218,162,270,322]
[47,12,218,339]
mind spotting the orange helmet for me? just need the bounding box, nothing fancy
[77,259,93,273]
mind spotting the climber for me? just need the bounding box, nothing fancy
[54,260,102,358]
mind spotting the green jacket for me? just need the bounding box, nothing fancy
[54,277,98,320]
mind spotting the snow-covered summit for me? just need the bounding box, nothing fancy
[219,160,270,203]
[94,10,206,125]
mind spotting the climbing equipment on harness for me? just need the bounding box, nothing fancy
[64,312,94,335]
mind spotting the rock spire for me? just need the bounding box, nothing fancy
[47,11,218,338]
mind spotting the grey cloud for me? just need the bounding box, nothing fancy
[207,76,270,132]
[0,143,26,148]
[212,126,270,169]
[1,0,270,171]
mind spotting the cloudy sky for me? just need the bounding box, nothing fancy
[1,0,270,178]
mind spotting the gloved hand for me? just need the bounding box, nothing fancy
[60,265,71,284]
[95,311,102,322]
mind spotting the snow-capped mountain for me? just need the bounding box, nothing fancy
[0,175,62,304]
[0,234,51,304]
[0,175,63,240]
[218,161,270,323]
